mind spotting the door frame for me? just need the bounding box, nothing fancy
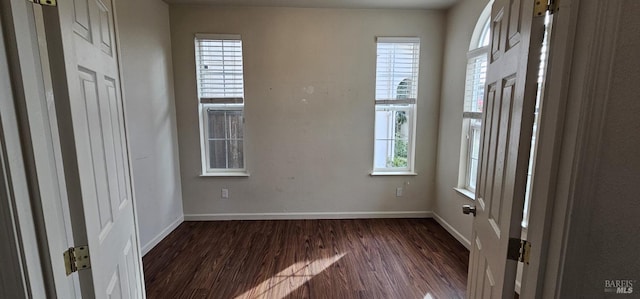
[0,5,45,299]
[523,0,633,297]
[519,0,616,297]
[465,0,590,297]
[0,1,57,298]
[0,0,145,298]
[518,0,579,297]
[40,0,147,296]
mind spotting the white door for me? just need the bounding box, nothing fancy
[466,0,545,297]
[42,0,144,298]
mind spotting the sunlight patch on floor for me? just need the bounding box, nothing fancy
[423,293,434,299]
[234,253,347,299]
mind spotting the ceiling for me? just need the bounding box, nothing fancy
[163,0,459,10]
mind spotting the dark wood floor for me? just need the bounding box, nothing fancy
[143,219,469,299]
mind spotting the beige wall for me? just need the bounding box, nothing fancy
[433,0,490,247]
[116,0,184,253]
[169,6,445,218]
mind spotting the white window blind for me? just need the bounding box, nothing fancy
[462,50,488,191]
[195,35,244,103]
[459,14,490,192]
[372,37,420,173]
[463,48,488,117]
[375,37,420,105]
[196,34,247,175]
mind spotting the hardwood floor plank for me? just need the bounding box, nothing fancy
[143,219,469,299]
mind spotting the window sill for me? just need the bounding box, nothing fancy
[370,171,418,176]
[454,187,475,200]
[200,172,250,177]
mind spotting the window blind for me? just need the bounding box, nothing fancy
[375,37,420,104]
[195,36,244,102]
[463,48,488,116]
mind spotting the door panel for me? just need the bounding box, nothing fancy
[97,1,113,56]
[104,77,129,207]
[105,270,123,299]
[490,9,504,62]
[122,237,139,298]
[481,263,495,298]
[44,0,144,297]
[507,0,522,48]
[73,0,92,42]
[467,0,544,297]
[78,68,115,234]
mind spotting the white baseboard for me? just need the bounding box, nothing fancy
[184,211,433,221]
[141,215,184,256]
[433,212,471,250]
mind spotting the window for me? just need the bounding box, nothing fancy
[459,10,491,193]
[373,37,420,174]
[195,34,247,175]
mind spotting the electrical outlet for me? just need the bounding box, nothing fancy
[396,187,403,197]
[221,188,229,199]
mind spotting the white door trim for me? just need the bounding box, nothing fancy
[111,2,148,286]
[520,0,629,298]
[545,1,628,297]
[2,0,149,296]
[41,0,147,296]
[518,0,580,297]
[0,9,33,299]
[0,1,51,298]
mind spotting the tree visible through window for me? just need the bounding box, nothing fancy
[390,79,411,167]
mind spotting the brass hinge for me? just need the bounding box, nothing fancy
[27,0,57,7]
[507,238,531,264]
[63,246,91,276]
[534,0,560,17]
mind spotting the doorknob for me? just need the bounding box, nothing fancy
[462,205,477,216]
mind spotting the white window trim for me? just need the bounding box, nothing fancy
[458,4,492,195]
[376,36,421,43]
[195,33,241,40]
[195,34,248,176]
[372,37,420,175]
[200,172,249,177]
[454,187,475,200]
[199,104,248,176]
[371,104,418,175]
[464,115,483,192]
[467,46,489,60]
[459,48,488,194]
[371,172,418,176]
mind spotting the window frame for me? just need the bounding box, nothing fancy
[199,104,247,176]
[195,34,248,176]
[372,104,417,175]
[371,37,420,176]
[458,4,492,196]
[464,116,483,192]
[462,48,489,193]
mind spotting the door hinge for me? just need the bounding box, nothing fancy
[534,0,560,17]
[27,0,57,7]
[64,246,91,276]
[507,238,531,264]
